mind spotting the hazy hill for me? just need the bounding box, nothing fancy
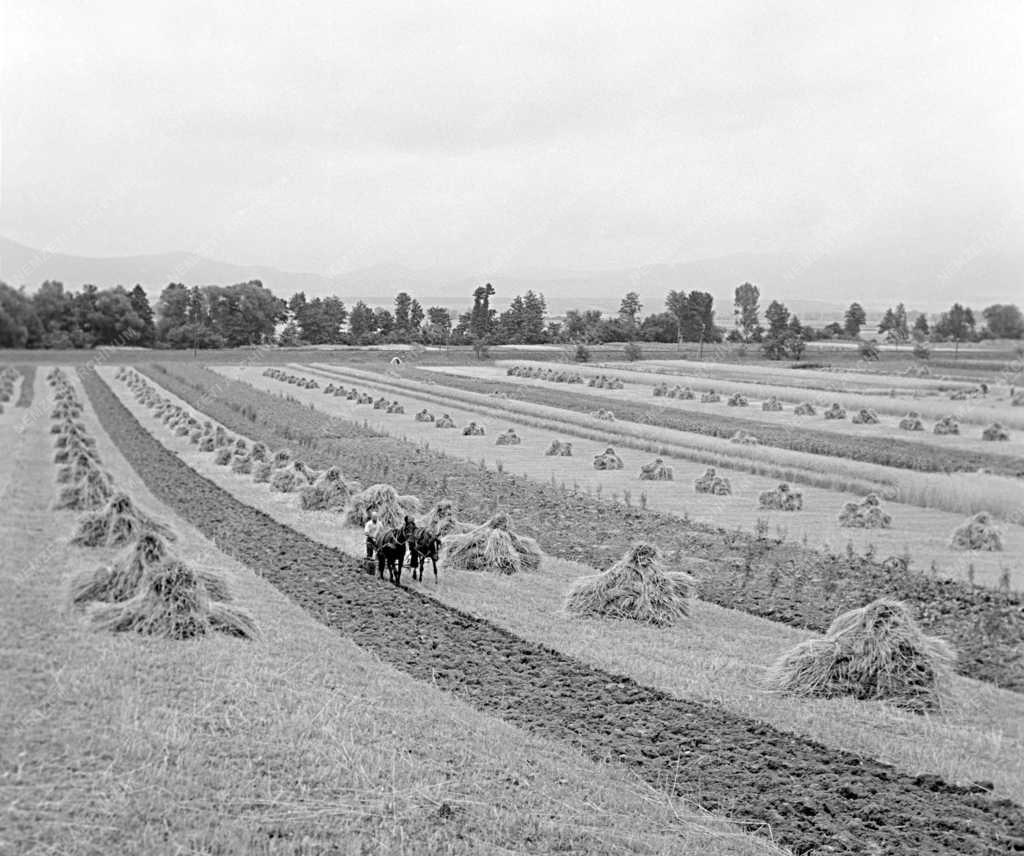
[2,234,1016,323]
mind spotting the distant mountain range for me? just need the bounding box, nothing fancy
[1,234,1017,322]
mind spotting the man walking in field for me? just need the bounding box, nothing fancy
[364,512,383,559]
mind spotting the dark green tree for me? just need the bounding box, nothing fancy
[762,300,791,359]
[982,304,1024,339]
[155,283,191,341]
[934,303,976,342]
[129,284,156,346]
[619,291,642,329]
[348,301,377,343]
[733,282,761,342]
[373,308,395,338]
[425,305,452,344]
[844,302,867,338]
[912,313,930,339]
[469,283,496,341]
[0,283,42,348]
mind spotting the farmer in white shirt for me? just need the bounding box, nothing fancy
[364,512,383,559]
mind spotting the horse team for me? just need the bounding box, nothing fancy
[372,516,442,586]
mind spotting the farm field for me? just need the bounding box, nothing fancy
[100,364,1024,805]
[137,362,1024,693]
[335,363,1024,523]
[502,360,1024,430]
[604,356,1020,396]
[231,361,1024,590]
[0,367,789,856]
[429,363,1024,463]
[78,363,1024,855]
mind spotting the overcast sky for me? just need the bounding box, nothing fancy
[1,1,1021,296]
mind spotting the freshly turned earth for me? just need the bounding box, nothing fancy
[141,363,1024,693]
[83,368,1024,855]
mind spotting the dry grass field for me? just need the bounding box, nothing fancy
[102,365,1024,804]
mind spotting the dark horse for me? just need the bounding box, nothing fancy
[407,526,442,582]
[375,516,416,585]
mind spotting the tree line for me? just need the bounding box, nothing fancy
[0,276,1020,350]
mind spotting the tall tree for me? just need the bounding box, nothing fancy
[733,283,761,342]
[497,291,548,344]
[408,298,424,335]
[762,300,791,360]
[619,291,642,328]
[913,313,930,339]
[155,283,191,342]
[293,296,347,344]
[878,304,909,344]
[373,307,395,338]
[205,281,285,346]
[982,304,1024,339]
[129,284,155,346]
[666,290,716,342]
[563,308,603,343]
[469,283,496,341]
[32,281,73,339]
[844,302,867,338]
[0,283,41,348]
[425,305,452,344]
[934,303,976,342]
[894,303,909,341]
[348,301,376,343]
[394,292,414,336]
[639,311,678,343]
[87,287,145,346]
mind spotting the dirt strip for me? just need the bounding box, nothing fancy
[82,367,1024,855]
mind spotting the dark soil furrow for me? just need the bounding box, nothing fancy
[141,363,1024,693]
[83,367,1024,855]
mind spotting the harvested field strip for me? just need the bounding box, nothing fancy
[306,363,888,495]
[84,367,1024,856]
[142,364,1024,694]
[312,362,1024,527]
[518,361,1024,430]
[3,377,775,856]
[108,370,1024,804]
[14,364,35,407]
[606,358,986,395]
[425,364,1024,475]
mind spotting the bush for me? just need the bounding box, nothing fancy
[859,340,880,361]
[623,341,643,361]
[574,343,591,362]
